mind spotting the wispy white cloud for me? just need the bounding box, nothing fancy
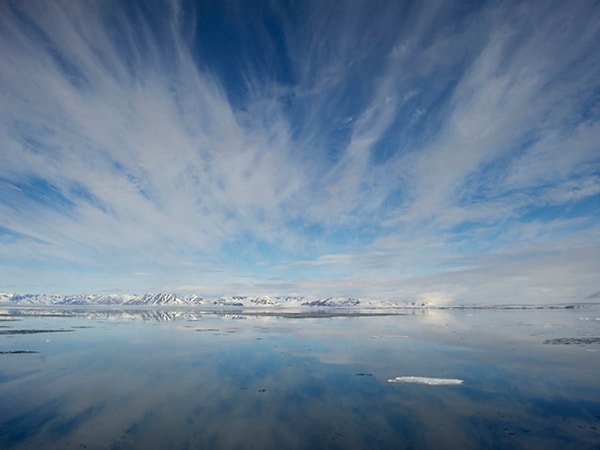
[0,0,598,301]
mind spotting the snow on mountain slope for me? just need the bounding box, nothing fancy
[0,292,14,302]
[125,293,186,306]
[1,292,356,307]
[0,292,425,309]
[301,297,360,307]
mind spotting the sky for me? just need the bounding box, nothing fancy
[0,0,599,304]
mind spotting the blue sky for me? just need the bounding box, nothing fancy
[1,0,599,304]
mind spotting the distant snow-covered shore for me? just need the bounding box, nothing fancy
[1,291,597,311]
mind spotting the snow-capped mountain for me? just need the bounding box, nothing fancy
[125,292,205,306]
[1,291,595,311]
[301,297,360,307]
[249,295,280,306]
[0,292,376,309]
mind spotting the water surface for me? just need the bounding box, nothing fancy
[1,308,599,449]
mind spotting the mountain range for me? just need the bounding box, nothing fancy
[2,292,595,310]
[0,292,410,309]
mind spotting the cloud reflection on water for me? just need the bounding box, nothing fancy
[0,309,599,449]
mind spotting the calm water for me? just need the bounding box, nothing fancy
[0,308,599,449]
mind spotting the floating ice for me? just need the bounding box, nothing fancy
[369,335,408,339]
[543,337,600,345]
[387,376,464,385]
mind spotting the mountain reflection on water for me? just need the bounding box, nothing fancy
[0,308,599,449]
[0,306,433,322]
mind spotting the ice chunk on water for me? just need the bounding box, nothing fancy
[387,376,464,385]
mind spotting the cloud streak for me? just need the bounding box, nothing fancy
[0,0,599,302]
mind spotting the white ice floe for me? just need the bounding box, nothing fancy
[369,335,409,339]
[387,376,464,385]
